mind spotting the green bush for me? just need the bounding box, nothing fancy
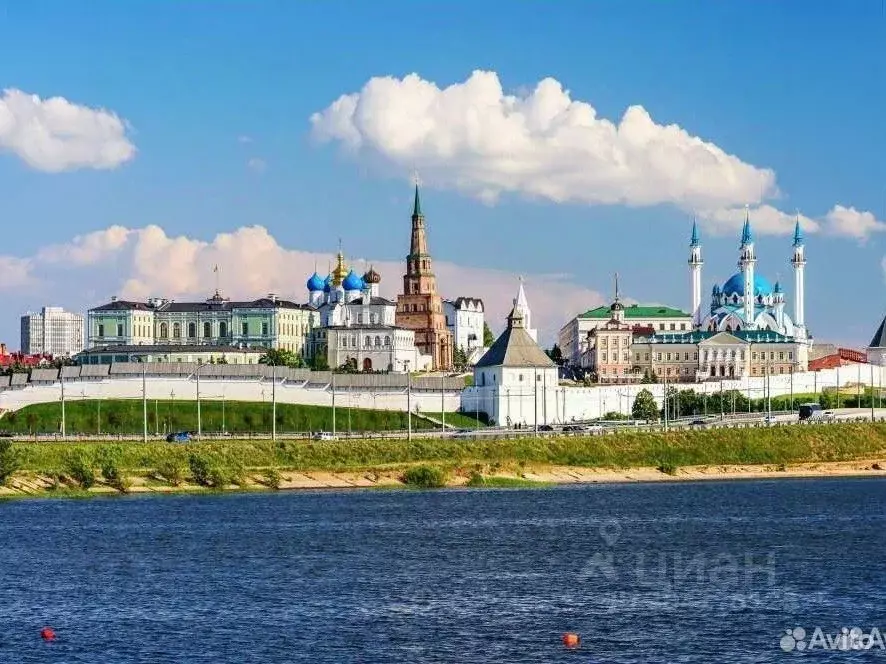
[63,450,96,489]
[188,452,212,487]
[657,462,678,476]
[402,464,447,488]
[155,459,185,486]
[207,464,230,489]
[261,468,282,490]
[97,446,129,491]
[0,440,20,486]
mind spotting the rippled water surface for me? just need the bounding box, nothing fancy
[0,478,884,662]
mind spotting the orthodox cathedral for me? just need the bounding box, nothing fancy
[690,212,809,342]
[302,185,485,372]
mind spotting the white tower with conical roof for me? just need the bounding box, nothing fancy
[513,277,537,342]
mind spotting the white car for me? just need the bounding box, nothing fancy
[312,431,337,441]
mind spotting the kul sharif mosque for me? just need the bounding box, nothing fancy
[689,211,810,343]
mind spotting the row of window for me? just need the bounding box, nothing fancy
[339,335,393,349]
[97,320,282,339]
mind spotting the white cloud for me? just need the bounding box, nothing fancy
[311,70,883,240]
[699,205,820,237]
[822,205,886,241]
[0,225,606,345]
[246,157,267,173]
[0,88,136,172]
[311,70,777,212]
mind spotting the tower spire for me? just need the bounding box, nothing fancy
[690,218,699,247]
[792,211,804,247]
[614,272,620,302]
[740,205,753,246]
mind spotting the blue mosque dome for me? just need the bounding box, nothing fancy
[323,275,332,293]
[722,272,773,297]
[342,269,364,291]
[306,272,325,292]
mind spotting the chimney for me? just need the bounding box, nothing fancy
[268,293,277,303]
[110,296,117,302]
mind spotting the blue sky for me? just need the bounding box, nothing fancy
[0,1,884,347]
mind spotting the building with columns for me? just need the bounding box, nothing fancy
[395,185,453,370]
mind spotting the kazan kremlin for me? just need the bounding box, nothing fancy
[6,187,886,427]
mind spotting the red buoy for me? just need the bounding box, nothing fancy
[40,627,56,641]
[562,632,580,649]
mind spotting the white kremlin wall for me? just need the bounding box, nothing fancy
[462,365,886,426]
[0,377,462,415]
[1,365,882,428]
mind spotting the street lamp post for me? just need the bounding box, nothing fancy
[272,363,277,442]
[142,362,148,443]
[194,362,204,439]
[405,360,412,442]
[60,372,66,440]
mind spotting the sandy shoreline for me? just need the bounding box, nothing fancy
[0,459,884,498]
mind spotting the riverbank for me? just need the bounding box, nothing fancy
[1,457,884,498]
[2,421,886,497]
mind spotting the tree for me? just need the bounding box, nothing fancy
[453,346,469,371]
[641,370,658,384]
[546,344,563,365]
[308,350,329,371]
[259,348,303,368]
[483,323,495,347]
[632,388,659,421]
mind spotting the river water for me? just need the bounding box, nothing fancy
[0,478,883,663]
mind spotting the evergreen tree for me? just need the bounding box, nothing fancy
[483,323,495,347]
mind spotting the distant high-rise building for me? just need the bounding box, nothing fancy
[21,307,85,357]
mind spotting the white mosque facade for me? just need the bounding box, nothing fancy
[690,214,810,343]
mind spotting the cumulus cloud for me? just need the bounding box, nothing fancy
[822,205,886,241]
[699,205,820,237]
[311,70,883,239]
[0,225,605,345]
[311,70,776,210]
[0,88,136,172]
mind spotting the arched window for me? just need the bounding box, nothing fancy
[364,336,371,348]
[219,321,228,338]
[375,336,381,347]
[187,322,196,338]
[160,323,168,339]
[384,336,391,347]
[203,322,211,338]
[173,322,181,339]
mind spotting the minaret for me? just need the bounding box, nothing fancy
[773,281,786,330]
[790,216,807,339]
[738,207,757,329]
[513,276,537,342]
[688,219,703,329]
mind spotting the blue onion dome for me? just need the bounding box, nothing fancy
[722,273,773,297]
[323,275,332,293]
[342,269,364,291]
[306,272,325,292]
[774,281,783,294]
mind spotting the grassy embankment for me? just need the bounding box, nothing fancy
[1,422,885,497]
[0,399,484,436]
